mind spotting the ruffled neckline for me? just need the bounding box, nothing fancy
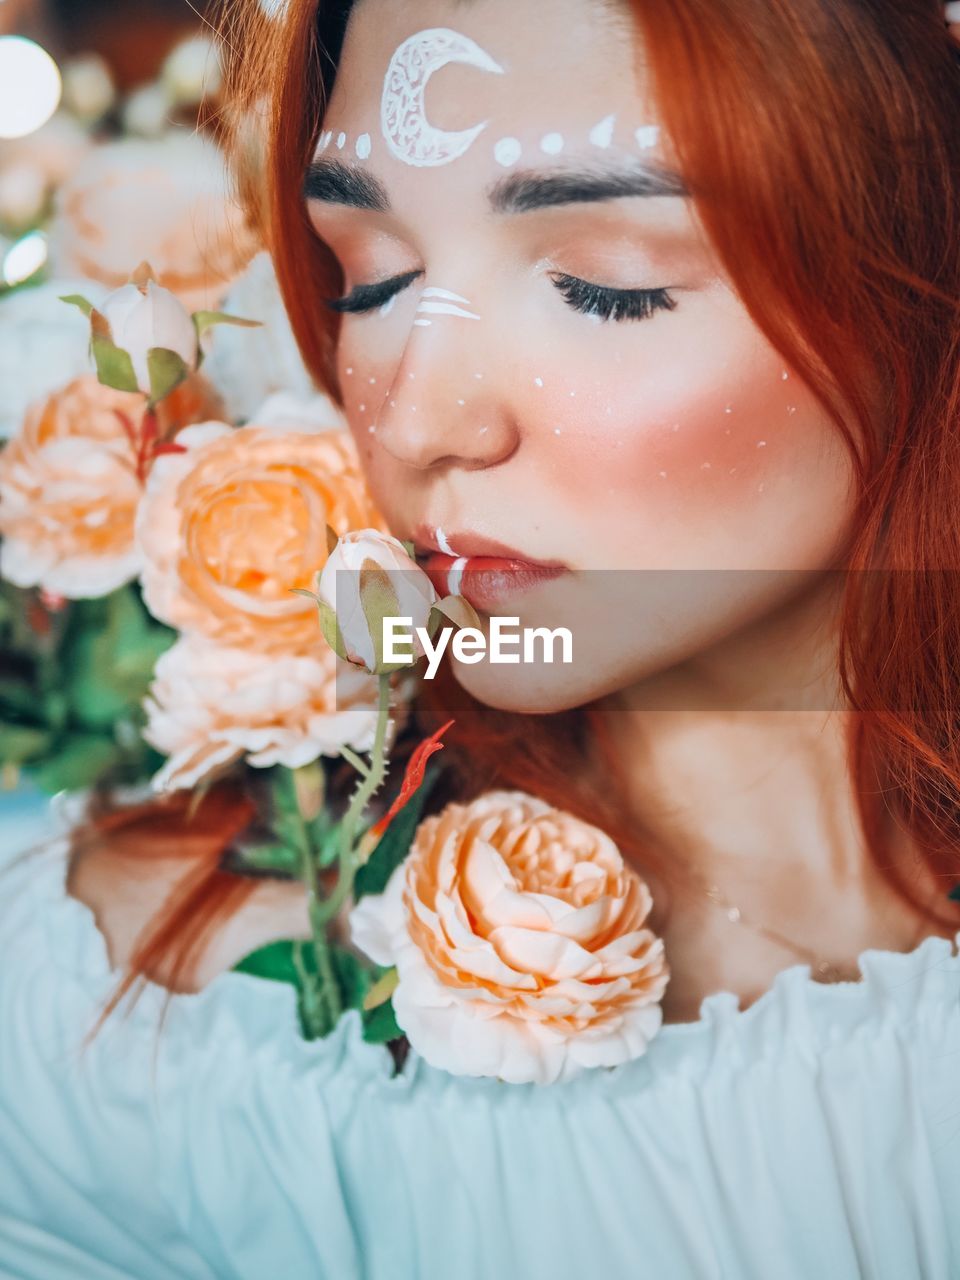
[26,834,960,1098]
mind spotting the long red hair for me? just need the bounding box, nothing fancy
[86,0,960,990]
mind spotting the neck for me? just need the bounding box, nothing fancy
[601,572,886,889]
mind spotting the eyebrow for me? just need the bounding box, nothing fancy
[303,157,689,214]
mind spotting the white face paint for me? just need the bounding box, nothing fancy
[494,136,522,167]
[635,124,660,150]
[589,114,616,148]
[381,28,504,167]
[414,286,481,325]
[435,527,456,556]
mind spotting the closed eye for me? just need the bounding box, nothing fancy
[325,269,424,314]
[550,272,677,323]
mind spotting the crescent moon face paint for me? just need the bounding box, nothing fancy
[380,27,505,167]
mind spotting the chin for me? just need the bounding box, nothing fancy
[445,651,631,715]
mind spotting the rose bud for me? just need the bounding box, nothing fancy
[316,529,438,674]
[98,276,197,398]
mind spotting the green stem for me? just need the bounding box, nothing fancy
[339,745,371,778]
[314,674,393,928]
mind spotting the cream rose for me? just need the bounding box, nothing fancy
[143,634,381,792]
[0,373,220,597]
[47,134,256,311]
[350,790,669,1085]
[137,420,388,652]
[317,529,438,672]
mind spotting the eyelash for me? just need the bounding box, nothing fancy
[548,272,677,323]
[325,269,677,324]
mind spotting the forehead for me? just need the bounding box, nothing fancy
[323,0,655,168]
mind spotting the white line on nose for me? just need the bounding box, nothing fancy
[415,286,481,323]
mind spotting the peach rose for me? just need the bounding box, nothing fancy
[350,791,669,1085]
[143,634,381,792]
[47,135,257,311]
[0,373,220,597]
[137,421,388,653]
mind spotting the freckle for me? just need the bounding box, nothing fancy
[534,377,544,387]
[757,440,767,447]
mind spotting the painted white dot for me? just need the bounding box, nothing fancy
[757,440,767,448]
[540,132,564,155]
[534,377,544,388]
[568,390,576,397]
[724,428,731,435]
[672,423,680,432]
[368,424,375,433]
[359,403,366,412]
[659,470,668,478]
[355,132,371,160]
[389,400,396,407]
[787,405,797,415]
[345,367,353,375]
[494,136,522,167]
[781,370,789,380]
[589,114,616,148]
[758,483,765,493]
[729,467,738,475]
[369,376,376,384]
[553,426,562,435]
[701,461,712,470]
[724,405,733,414]
[336,132,346,149]
[479,426,489,434]
[474,372,483,380]
[457,399,466,406]
[635,125,660,150]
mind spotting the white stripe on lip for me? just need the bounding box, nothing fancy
[447,556,468,596]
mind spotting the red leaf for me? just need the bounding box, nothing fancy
[371,719,455,838]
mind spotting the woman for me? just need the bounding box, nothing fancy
[4,0,960,1276]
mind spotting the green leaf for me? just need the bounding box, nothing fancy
[146,347,189,404]
[234,843,300,875]
[192,310,262,339]
[316,598,349,662]
[329,944,371,1013]
[353,763,440,901]
[363,966,398,1011]
[0,722,54,765]
[361,994,402,1044]
[59,293,93,317]
[91,333,141,394]
[33,733,120,792]
[434,594,483,632]
[233,939,300,984]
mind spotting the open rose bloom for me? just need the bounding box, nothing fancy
[143,634,380,792]
[137,420,388,653]
[350,791,670,1085]
[0,374,219,598]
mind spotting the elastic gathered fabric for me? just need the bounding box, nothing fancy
[2,827,960,1280]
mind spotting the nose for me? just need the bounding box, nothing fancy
[372,293,520,471]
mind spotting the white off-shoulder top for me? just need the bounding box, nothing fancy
[2,795,960,1280]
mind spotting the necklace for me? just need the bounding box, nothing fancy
[674,865,862,984]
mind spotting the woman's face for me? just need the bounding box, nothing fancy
[309,0,857,712]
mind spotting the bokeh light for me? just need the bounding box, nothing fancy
[2,230,49,286]
[0,37,63,140]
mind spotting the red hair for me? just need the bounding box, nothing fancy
[93,0,960,992]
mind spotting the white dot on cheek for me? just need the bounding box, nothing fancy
[534,377,544,388]
[494,136,522,167]
[457,399,465,406]
[479,426,488,434]
[757,440,767,448]
[345,367,353,376]
[554,427,562,435]
[782,370,789,380]
[359,404,366,412]
[369,377,376,384]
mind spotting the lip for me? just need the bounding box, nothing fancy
[410,525,567,567]
[409,528,569,610]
